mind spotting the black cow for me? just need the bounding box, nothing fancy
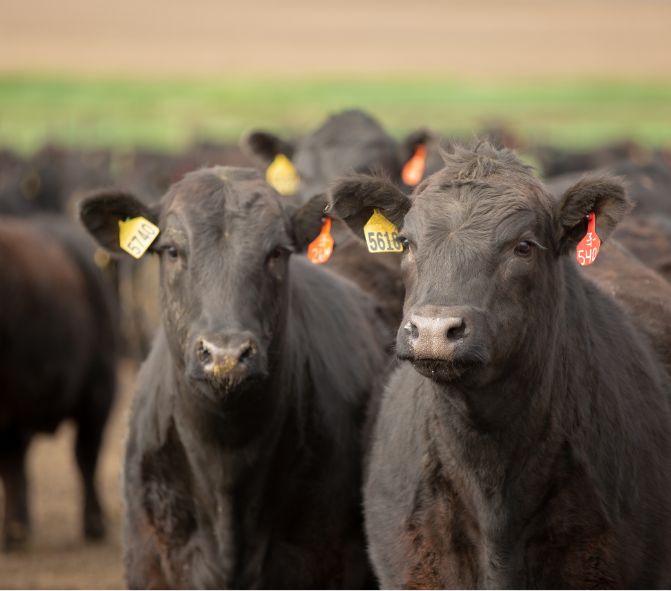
[546,157,671,283]
[0,215,117,550]
[80,167,389,588]
[534,140,650,178]
[242,109,405,202]
[330,143,671,588]
[586,238,671,375]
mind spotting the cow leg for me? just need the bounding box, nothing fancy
[74,380,114,541]
[0,429,30,551]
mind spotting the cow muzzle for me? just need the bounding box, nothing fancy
[188,331,263,392]
[397,305,492,382]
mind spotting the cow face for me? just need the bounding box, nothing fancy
[330,143,630,387]
[81,167,308,405]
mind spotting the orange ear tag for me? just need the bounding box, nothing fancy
[402,144,427,186]
[307,217,334,264]
[576,211,601,266]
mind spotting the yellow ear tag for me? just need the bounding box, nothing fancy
[118,216,160,259]
[266,154,300,196]
[363,209,403,253]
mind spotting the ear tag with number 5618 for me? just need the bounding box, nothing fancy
[575,211,601,266]
[364,209,403,254]
[119,216,160,259]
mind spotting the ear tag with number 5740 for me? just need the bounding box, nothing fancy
[575,211,601,266]
[266,154,300,196]
[364,209,403,254]
[119,216,160,259]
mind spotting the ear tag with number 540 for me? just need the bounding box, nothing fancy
[575,211,601,266]
[364,209,403,254]
[119,216,160,259]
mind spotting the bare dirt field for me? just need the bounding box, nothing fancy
[1,0,670,79]
[0,361,137,589]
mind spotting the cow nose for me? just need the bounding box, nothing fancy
[195,336,257,378]
[405,313,467,359]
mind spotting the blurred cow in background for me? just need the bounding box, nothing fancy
[0,214,118,551]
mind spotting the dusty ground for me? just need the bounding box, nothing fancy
[0,0,670,79]
[0,361,137,589]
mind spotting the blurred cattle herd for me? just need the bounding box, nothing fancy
[1,110,671,588]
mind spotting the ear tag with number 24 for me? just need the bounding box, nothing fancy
[364,209,404,254]
[307,217,334,264]
[575,211,601,266]
[402,144,427,187]
[119,216,160,259]
[266,154,300,196]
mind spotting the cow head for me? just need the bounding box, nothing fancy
[81,167,320,405]
[242,109,404,202]
[330,143,630,387]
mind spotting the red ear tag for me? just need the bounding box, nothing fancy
[576,211,601,266]
[307,217,334,264]
[402,144,427,186]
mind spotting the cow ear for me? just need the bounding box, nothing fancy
[556,176,631,253]
[401,128,434,163]
[240,130,295,167]
[79,189,159,257]
[329,175,411,239]
[290,193,330,251]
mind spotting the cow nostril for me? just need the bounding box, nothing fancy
[405,321,419,340]
[446,320,466,341]
[197,341,212,364]
[238,342,255,365]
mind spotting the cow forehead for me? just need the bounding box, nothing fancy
[410,172,550,226]
[165,170,284,224]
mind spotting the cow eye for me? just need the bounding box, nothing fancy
[267,246,288,261]
[514,240,533,257]
[398,236,410,251]
[161,245,179,260]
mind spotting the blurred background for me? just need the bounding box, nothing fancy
[0,0,669,588]
[2,0,670,152]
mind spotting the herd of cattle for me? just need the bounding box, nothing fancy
[1,109,671,588]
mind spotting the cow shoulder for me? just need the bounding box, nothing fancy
[365,367,470,587]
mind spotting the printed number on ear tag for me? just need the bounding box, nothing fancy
[402,144,427,187]
[266,154,300,196]
[307,217,334,264]
[119,216,160,259]
[576,211,601,266]
[364,209,403,254]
